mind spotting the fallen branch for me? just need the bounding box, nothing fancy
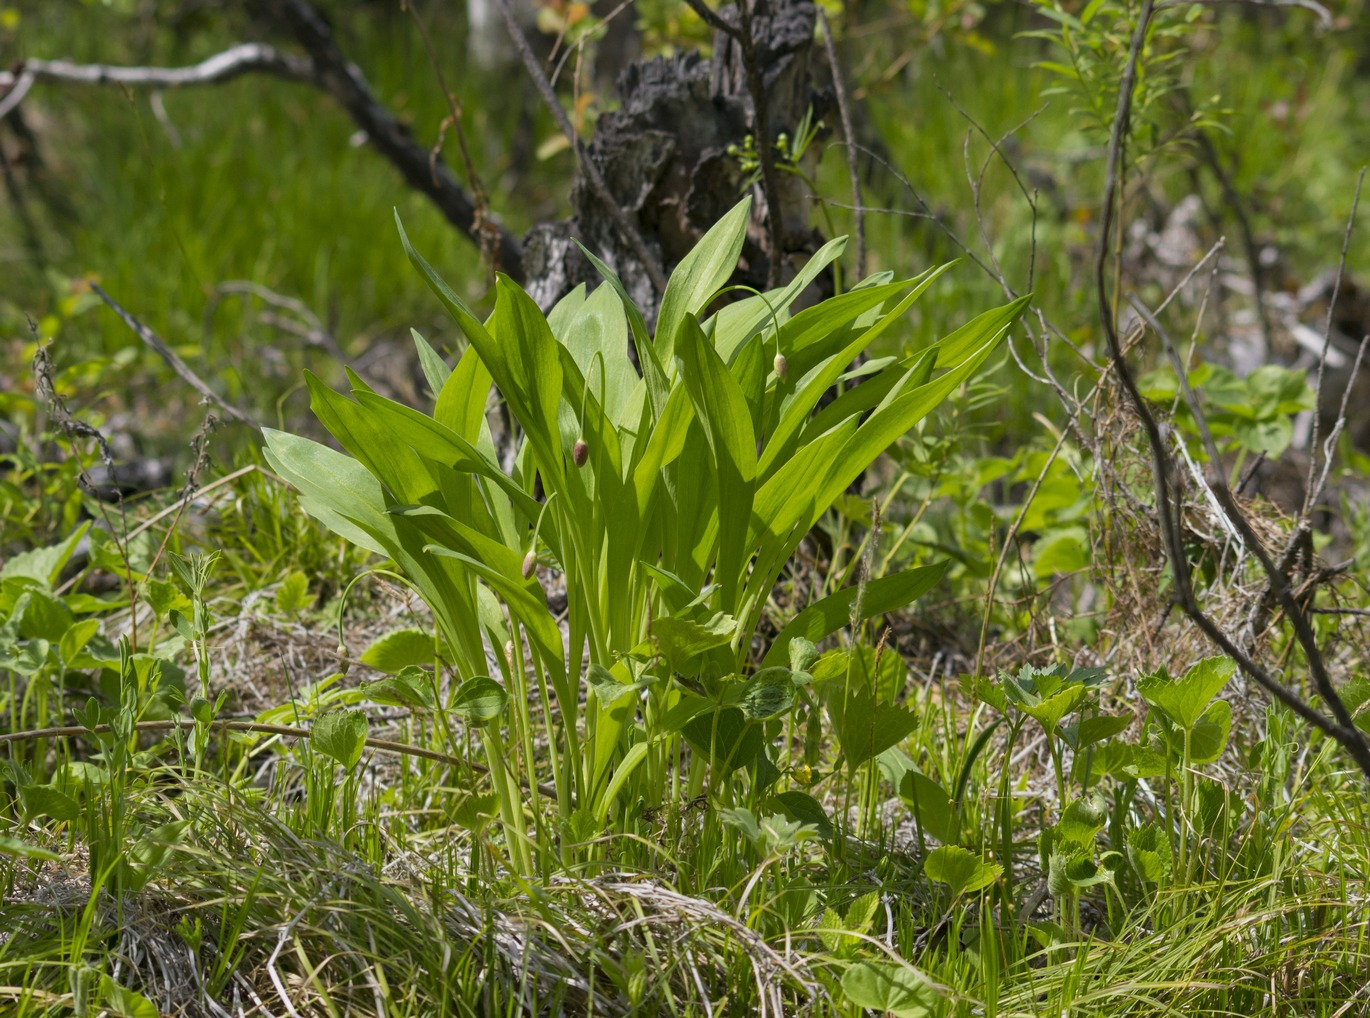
[0,43,314,121]
[1,8,525,278]
[90,282,261,430]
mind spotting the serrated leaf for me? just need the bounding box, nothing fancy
[1055,792,1108,846]
[844,890,881,933]
[828,686,919,770]
[1127,822,1173,884]
[361,665,437,710]
[1018,683,1088,735]
[275,571,311,613]
[652,612,736,670]
[1138,656,1235,730]
[1187,698,1232,764]
[924,845,1002,896]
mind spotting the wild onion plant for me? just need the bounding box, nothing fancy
[265,198,1028,872]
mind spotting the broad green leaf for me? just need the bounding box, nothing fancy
[652,612,736,671]
[360,628,434,674]
[1188,698,1232,764]
[733,667,796,721]
[435,343,495,444]
[1049,850,1116,894]
[1138,656,1235,730]
[1069,713,1131,749]
[1018,684,1088,736]
[656,196,751,364]
[412,328,452,396]
[361,665,437,710]
[19,784,81,823]
[0,834,60,862]
[1127,823,1174,884]
[709,235,849,363]
[585,662,640,705]
[451,676,509,725]
[682,707,763,774]
[676,313,756,609]
[763,564,948,668]
[925,845,1002,895]
[0,523,90,586]
[311,709,368,769]
[828,686,919,770]
[100,975,159,1018]
[1055,792,1108,846]
[17,588,74,643]
[595,740,650,822]
[59,619,101,665]
[898,770,954,844]
[769,790,834,838]
[453,793,500,832]
[841,962,939,1017]
[578,243,671,418]
[395,212,490,345]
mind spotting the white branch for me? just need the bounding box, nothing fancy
[0,42,315,120]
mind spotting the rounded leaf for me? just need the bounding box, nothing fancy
[451,676,509,725]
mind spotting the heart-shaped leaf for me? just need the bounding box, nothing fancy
[311,709,368,769]
[841,962,939,1017]
[769,790,834,838]
[924,845,1002,896]
[360,628,434,674]
[1187,698,1232,763]
[451,676,509,725]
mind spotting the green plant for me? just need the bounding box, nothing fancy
[264,197,1029,872]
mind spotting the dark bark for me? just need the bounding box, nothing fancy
[523,0,831,319]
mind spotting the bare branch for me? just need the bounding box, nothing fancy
[1093,0,1370,782]
[816,7,865,282]
[0,43,315,123]
[90,282,261,431]
[1304,169,1364,514]
[266,0,523,276]
[2,11,526,278]
[1154,0,1332,30]
[1134,297,1370,761]
[492,0,667,296]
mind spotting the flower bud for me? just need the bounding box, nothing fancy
[773,353,788,379]
[572,438,589,467]
[522,549,537,578]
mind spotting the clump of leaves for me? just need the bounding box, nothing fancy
[265,197,1029,871]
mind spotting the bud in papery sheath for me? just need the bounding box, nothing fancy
[774,353,788,379]
[503,640,515,670]
[522,549,537,578]
[572,438,589,467]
